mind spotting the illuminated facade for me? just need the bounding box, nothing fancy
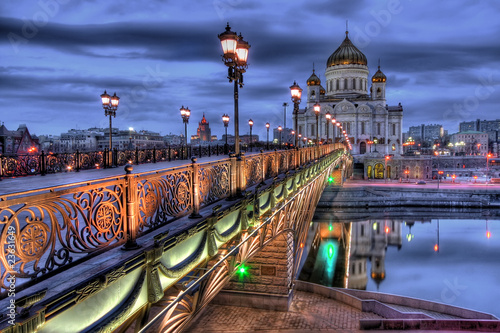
[294,30,403,155]
[0,123,39,155]
[196,113,212,142]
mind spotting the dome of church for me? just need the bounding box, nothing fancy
[319,85,326,95]
[307,70,321,86]
[327,32,367,67]
[372,66,386,82]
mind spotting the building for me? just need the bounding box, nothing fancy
[59,128,102,152]
[450,131,488,156]
[459,119,500,149]
[407,124,444,143]
[294,30,403,155]
[197,113,212,142]
[0,123,39,155]
[273,127,294,145]
[163,133,183,146]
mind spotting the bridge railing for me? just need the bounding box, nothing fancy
[0,143,302,179]
[0,144,343,296]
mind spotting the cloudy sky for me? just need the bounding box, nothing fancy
[1,0,499,140]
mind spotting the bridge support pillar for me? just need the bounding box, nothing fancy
[213,232,294,311]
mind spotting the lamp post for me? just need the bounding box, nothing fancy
[222,113,230,154]
[248,119,253,152]
[290,130,295,147]
[278,125,282,149]
[100,90,119,168]
[384,155,391,183]
[325,112,331,144]
[434,150,440,189]
[290,81,302,149]
[487,153,492,173]
[265,122,270,150]
[313,103,320,145]
[180,106,190,159]
[218,23,250,156]
[283,102,288,132]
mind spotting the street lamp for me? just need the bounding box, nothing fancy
[218,23,250,156]
[101,90,119,167]
[384,155,391,183]
[283,102,288,132]
[222,113,230,154]
[180,106,191,159]
[248,119,254,152]
[313,103,321,145]
[265,122,270,150]
[487,153,492,173]
[325,112,331,144]
[434,150,440,189]
[290,81,302,148]
[278,125,283,149]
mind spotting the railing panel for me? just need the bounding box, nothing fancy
[0,178,127,295]
[79,151,104,170]
[135,167,194,234]
[1,155,40,177]
[245,155,262,188]
[198,161,231,206]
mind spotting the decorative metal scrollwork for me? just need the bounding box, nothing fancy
[137,169,193,233]
[198,162,230,206]
[0,181,126,294]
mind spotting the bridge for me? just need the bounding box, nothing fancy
[0,145,352,332]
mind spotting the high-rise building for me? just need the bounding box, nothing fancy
[294,30,403,155]
[196,113,212,142]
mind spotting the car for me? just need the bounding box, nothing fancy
[415,180,426,185]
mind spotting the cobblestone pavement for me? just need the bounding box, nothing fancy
[187,290,382,332]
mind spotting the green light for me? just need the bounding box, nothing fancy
[328,224,333,231]
[236,264,249,278]
[327,244,334,259]
[328,176,334,183]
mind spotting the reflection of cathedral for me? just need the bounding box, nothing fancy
[294,30,403,155]
[348,220,402,290]
[298,220,403,290]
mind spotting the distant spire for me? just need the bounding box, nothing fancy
[346,20,349,36]
[312,62,315,73]
[378,58,381,70]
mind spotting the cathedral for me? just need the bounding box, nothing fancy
[294,30,403,155]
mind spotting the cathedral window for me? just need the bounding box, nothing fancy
[392,123,396,136]
[352,78,356,89]
[377,87,382,98]
[344,78,348,90]
[336,79,339,90]
[377,123,381,135]
[361,122,365,134]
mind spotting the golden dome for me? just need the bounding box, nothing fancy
[372,66,386,82]
[307,69,321,86]
[327,31,367,67]
[319,85,326,95]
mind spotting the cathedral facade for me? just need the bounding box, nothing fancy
[294,31,403,155]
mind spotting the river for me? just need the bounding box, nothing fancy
[298,212,500,318]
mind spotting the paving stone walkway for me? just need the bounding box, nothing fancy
[187,290,382,332]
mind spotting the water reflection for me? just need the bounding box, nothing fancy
[298,217,500,318]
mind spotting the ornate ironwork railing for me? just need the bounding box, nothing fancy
[0,144,239,179]
[0,144,344,295]
[0,144,306,179]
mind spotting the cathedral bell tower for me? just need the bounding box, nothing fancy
[371,62,387,101]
